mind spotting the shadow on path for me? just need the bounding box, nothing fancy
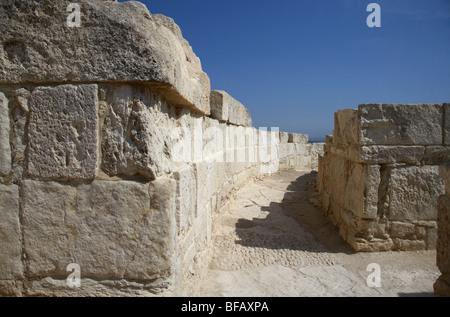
[235,170,355,255]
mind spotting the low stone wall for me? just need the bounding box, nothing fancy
[0,0,323,297]
[317,104,448,252]
[435,165,450,297]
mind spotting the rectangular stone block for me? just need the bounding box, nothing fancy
[390,222,416,239]
[174,165,197,235]
[28,84,98,180]
[327,156,347,207]
[279,132,289,144]
[0,91,11,176]
[209,90,252,127]
[195,162,216,216]
[101,86,176,180]
[288,133,308,144]
[359,104,443,146]
[22,179,175,281]
[388,166,445,221]
[202,117,221,160]
[333,109,360,147]
[361,146,425,165]
[424,146,450,165]
[0,185,22,280]
[210,91,229,123]
[344,163,379,220]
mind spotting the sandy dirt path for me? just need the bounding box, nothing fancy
[196,170,439,297]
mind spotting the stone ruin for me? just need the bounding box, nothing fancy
[0,0,323,296]
[318,104,450,296]
[0,0,448,297]
[317,104,448,252]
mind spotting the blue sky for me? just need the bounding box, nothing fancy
[125,0,450,140]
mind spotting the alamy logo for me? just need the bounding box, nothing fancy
[367,3,381,28]
[67,3,81,28]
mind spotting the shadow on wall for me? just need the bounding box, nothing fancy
[234,171,355,255]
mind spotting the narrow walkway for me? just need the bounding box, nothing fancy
[196,170,439,297]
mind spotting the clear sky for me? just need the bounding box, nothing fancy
[122,0,450,140]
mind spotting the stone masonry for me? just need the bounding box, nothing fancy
[317,104,448,252]
[434,164,450,297]
[0,0,323,296]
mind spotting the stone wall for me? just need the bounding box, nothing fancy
[317,104,448,252]
[434,164,450,296]
[0,0,323,296]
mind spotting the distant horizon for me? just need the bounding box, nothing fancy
[122,0,450,140]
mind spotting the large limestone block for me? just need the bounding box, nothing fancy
[195,162,216,215]
[22,179,176,281]
[333,109,360,147]
[327,156,347,207]
[360,146,425,165]
[210,91,229,123]
[344,163,379,220]
[424,146,450,165]
[101,86,175,180]
[174,165,197,235]
[202,117,222,161]
[388,166,445,221]
[359,104,443,145]
[0,185,22,280]
[210,91,252,127]
[28,84,98,180]
[0,92,11,176]
[0,0,210,114]
[288,133,308,144]
[279,132,289,144]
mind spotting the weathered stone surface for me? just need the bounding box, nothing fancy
[440,165,450,195]
[174,165,197,235]
[101,86,175,180]
[361,146,425,165]
[22,180,175,281]
[0,0,210,114]
[359,104,443,145]
[333,109,360,147]
[9,88,30,181]
[279,132,289,144]
[126,178,176,281]
[0,185,22,280]
[28,84,98,180]
[344,163,379,220]
[288,133,308,144]
[210,91,252,127]
[210,91,229,123]
[424,146,450,165]
[0,280,22,296]
[195,161,216,215]
[21,181,76,278]
[0,91,11,176]
[390,222,416,239]
[388,166,445,221]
